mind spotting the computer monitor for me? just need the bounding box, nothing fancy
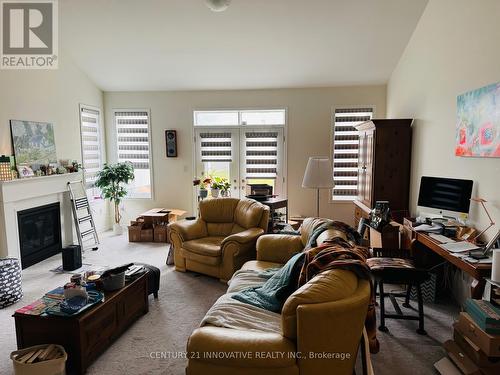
[417,176,473,218]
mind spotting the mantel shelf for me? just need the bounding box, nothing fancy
[0,172,82,186]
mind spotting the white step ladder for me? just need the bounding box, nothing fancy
[67,180,99,252]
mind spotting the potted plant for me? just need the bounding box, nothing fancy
[193,176,211,199]
[95,162,135,235]
[210,176,226,198]
[220,179,231,197]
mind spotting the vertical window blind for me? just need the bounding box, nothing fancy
[199,131,233,162]
[244,131,279,179]
[115,111,150,170]
[80,107,102,189]
[115,110,152,199]
[332,108,373,200]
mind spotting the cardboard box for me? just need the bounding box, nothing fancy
[128,223,142,242]
[457,313,500,357]
[140,225,154,242]
[153,225,168,243]
[454,323,500,368]
[443,339,481,375]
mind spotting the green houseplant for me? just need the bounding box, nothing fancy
[95,162,135,234]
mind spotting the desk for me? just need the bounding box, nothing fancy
[407,228,491,299]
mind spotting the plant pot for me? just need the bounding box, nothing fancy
[221,190,230,197]
[211,189,220,198]
[113,223,123,235]
[199,189,208,199]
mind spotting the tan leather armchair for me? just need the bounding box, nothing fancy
[186,218,372,375]
[169,198,270,282]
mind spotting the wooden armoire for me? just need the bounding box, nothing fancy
[353,119,413,225]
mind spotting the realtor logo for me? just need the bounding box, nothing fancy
[1,0,58,69]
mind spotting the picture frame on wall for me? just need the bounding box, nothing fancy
[10,120,57,165]
[456,82,500,158]
[165,130,177,157]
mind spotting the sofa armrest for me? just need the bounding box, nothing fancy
[168,219,207,242]
[295,280,371,375]
[256,234,304,264]
[222,228,264,245]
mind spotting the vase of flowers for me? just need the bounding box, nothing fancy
[193,176,211,199]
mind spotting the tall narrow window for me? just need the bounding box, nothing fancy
[114,110,152,199]
[79,105,103,198]
[243,130,281,193]
[332,107,373,200]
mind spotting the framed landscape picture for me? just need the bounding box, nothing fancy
[456,82,500,157]
[10,120,57,165]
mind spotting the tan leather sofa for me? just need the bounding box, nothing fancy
[186,218,372,375]
[169,198,270,282]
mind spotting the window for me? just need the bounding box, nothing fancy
[114,110,152,199]
[194,109,286,127]
[194,109,286,198]
[243,130,280,192]
[332,107,374,200]
[79,105,103,198]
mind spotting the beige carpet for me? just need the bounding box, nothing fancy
[0,232,456,374]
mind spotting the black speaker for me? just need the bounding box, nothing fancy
[165,130,177,157]
[62,245,82,271]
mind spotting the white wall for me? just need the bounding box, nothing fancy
[0,53,110,231]
[387,0,500,239]
[104,86,386,225]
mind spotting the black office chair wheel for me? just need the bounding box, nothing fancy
[416,328,427,335]
[378,325,389,333]
[402,302,411,308]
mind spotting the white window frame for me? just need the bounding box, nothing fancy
[79,104,104,202]
[192,108,287,207]
[113,108,154,200]
[330,105,376,203]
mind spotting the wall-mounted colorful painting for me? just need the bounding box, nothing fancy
[456,82,500,157]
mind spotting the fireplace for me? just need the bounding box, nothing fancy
[17,202,62,269]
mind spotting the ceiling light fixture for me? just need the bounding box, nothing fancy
[205,0,231,12]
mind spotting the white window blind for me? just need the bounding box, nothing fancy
[332,108,373,200]
[244,131,279,179]
[114,110,152,199]
[80,106,102,189]
[199,131,233,162]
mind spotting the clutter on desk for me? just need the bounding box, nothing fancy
[368,201,391,231]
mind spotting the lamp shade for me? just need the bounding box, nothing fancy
[302,157,335,189]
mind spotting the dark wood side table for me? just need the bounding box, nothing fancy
[259,197,288,232]
[13,273,149,375]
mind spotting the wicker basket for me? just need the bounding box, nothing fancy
[11,344,67,375]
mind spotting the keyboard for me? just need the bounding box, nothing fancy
[429,234,456,243]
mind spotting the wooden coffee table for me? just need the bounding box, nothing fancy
[13,273,149,375]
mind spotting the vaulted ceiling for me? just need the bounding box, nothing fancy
[60,0,428,91]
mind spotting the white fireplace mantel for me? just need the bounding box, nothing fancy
[0,173,83,259]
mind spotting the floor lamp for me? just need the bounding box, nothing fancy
[302,157,335,217]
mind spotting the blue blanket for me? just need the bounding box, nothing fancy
[231,252,305,313]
